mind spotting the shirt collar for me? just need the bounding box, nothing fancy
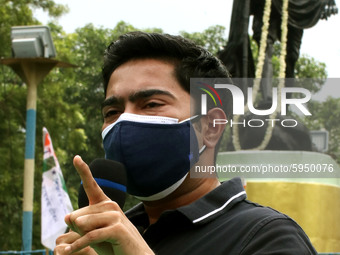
[177,177,246,225]
[125,177,246,227]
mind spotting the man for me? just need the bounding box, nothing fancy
[55,32,317,254]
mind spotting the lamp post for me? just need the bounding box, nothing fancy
[0,25,75,251]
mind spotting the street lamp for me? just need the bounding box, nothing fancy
[11,25,56,58]
[1,25,75,252]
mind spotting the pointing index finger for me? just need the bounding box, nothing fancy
[73,155,109,205]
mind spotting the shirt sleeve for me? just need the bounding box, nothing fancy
[240,217,318,255]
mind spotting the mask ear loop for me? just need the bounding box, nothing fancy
[189,115,201,123]
[199,144,206,155]
[189,115,206,155]
[179,115,203,124]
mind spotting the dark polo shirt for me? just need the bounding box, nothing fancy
[125,177,317,254]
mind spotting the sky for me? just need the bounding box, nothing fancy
[35,0,340,99]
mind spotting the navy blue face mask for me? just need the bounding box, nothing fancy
[102,113,205,201]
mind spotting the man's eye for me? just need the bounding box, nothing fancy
[145,102,163,108]
[104,110,119,119]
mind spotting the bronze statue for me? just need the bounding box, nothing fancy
[219,0,338,98]
[219,0,337,151]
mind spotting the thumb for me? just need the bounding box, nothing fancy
[73,155,109,205]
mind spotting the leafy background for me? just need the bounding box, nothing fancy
[0,0,338,250]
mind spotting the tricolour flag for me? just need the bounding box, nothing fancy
[41,127,73,250]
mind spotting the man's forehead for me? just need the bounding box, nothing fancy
[105,58,189,103]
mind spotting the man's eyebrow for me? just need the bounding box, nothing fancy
[129,89,175,102]
[101,89,175,110]
[101,96,123,111]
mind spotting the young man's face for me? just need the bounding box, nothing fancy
[101,58,191,131]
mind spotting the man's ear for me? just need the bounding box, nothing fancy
[202,108,227,148]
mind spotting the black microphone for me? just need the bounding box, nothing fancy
[78,158,127,209]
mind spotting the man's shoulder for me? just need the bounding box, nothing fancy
[228,199,305,241]
[232,198,291,223]
[227,199,317,254]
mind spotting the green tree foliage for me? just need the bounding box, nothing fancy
[0,78,26,250]
[301,98,340,164]
[294,54,327,93]
[0,1,332,249]
[180,25,227,55]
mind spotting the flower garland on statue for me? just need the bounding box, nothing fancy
[232,0,289,151]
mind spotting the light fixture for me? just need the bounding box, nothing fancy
[310,130,329,152]
[11,25,56,58]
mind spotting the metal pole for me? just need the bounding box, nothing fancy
[22,64,38,251]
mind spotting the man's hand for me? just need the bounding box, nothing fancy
[55,231,98,255]
[56,155,154,255]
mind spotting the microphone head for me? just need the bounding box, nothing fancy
[78,158,127,209]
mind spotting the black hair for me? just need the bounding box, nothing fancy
[102,31,232,117]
